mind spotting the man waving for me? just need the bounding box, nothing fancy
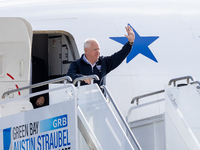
[67,25,135,86]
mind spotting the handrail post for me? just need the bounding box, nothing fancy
[91,78,94,84]
[101,85,142,150]
[77,81,81,87]
[64,80,66,85]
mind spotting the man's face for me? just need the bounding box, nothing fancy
[85,40,100,64]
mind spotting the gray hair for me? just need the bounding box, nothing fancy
[84,38,99,49]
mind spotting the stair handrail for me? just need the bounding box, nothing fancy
[2,76,72,99]
[73,75,99,86]
[101,85,142,150]
[168,76,195,86]
[127,98,165,124]
[190,81,200,89]
[131,89,164,105]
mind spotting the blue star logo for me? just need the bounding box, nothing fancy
[110,24,159,63]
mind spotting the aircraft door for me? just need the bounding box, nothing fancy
[48,36,62,77]
[61,35,74,75]
[0,17,33,116]
[48,35,74,78]
[0,18,32,97]
[0,18,31,82]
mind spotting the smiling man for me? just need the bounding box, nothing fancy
[67,25,135,86]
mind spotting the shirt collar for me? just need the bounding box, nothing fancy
[83,54,97,68]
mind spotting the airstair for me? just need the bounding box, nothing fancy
[2,75,200,150]
[127,76,200,150]
[0,75,141,150]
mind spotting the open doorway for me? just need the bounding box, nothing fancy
[32,31,80,80]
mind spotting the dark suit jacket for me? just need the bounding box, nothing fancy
[30,56,49,108]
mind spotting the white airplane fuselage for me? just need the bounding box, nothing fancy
[0,0,200,117]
